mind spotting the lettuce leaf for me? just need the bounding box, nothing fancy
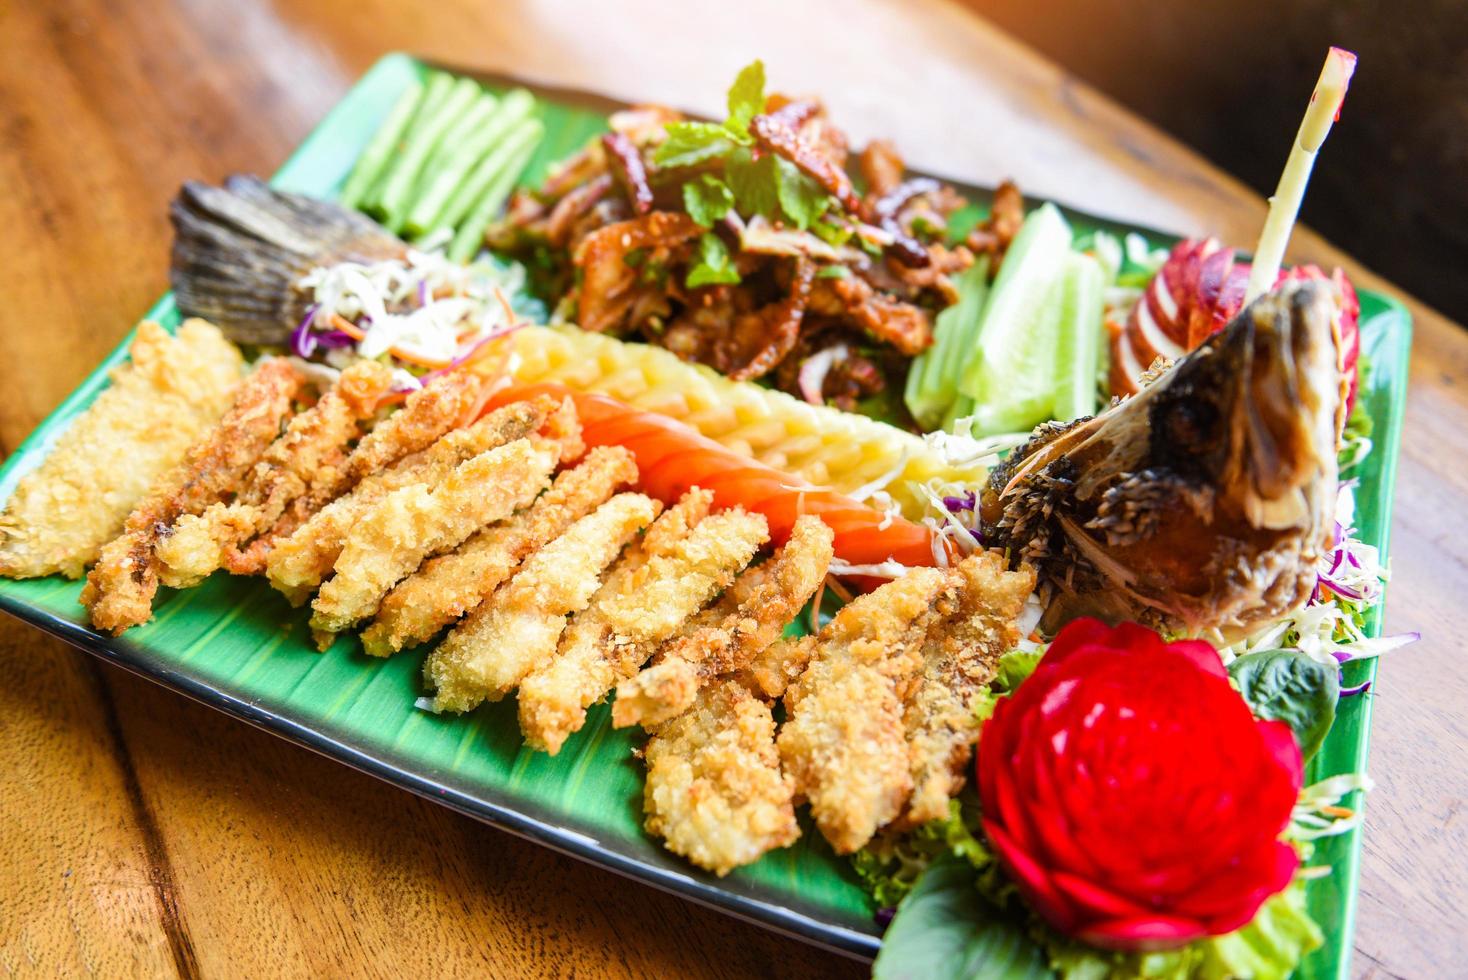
[1042,883,1322,980]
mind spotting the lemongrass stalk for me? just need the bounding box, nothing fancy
[1245,47,1357,303]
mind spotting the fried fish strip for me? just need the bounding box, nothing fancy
[361,446,637,657]
[155,361,392,586]
[522,494,769,753]
[423,492,662,713]
[613,514,832,728]
[0,320,242,579]
[80,358,301,633]
[643,680,799,876]
[309,439,556,636]
[314,370,486,506]
[776,566,949,854]
[264,398,551,603]
[897,553,1035,828]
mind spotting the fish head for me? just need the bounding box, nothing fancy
[988,278,1347,641]
[1145,278,1344,531]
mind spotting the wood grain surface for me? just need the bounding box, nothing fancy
[1,1,1463,977]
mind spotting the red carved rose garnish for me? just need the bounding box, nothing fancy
[977,619,1303,951]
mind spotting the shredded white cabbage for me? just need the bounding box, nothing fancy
[296,249,530,364]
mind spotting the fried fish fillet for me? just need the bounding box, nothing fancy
[310,369,487,508]
[613,514,832,728]
[521,493,769,753]
[264,398,552,604]
[155,360,392,586]
[309,438,556,636]
[80,357,301,633]
[643,679,799,875]
[0,320,242,580]
[897,553,1035,828]
[423,492,662,713]
[776,566,949,854]
[361,446,637,657]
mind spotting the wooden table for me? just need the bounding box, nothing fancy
[1,0,1463,976]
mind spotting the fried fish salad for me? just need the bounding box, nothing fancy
[489,62,1023,409]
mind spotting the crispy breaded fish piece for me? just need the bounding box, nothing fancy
[155,361,392,586]
[80,358,301,633]
[423,492,662,713]
[517,493,709,752]
[264,398,551,603]
[897,553,1035,828]
[0,320,241,579]
[776,567,949,854]
[613,515,832,728]
[643,679,799,875]
[309,439,556,636]
[522,493,769,753]
[741,635,815,701]
[361,446,637,657]
[311,369,487,507]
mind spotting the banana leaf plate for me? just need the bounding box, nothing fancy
[0,53,1411,976]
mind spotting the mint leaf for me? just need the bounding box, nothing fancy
[1228,649,1339,760]
[725,147,780,218]
[816,264,850,280]
[683,175,735,228]
[725,60,766,133]
[685,233,741,288]
[654,121,736,169]
[873,855,1052,980]
[774,157,832,230]
[996,650,1043,692]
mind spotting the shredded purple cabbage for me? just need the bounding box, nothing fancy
[1340,678,1372,697]
[943,491,977,513]
[290,305,320,358]
[315,330,357,350]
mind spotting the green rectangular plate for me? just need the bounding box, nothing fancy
[0,54,1412,974]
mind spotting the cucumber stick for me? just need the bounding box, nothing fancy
[338,80,424,209]
[904,256,990,430]
[1052,251,1105,422]
[376,76,482,231]
[957,203,1074,435]
[446,121,544,262]
[363,71,454,215]
[404,89,537,239]
[435,119,543,236]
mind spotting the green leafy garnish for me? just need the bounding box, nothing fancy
[654,61,840,230]
[682,175,735,227]
[816,264,851,280]
[996,649,1043,692]
[685,233,741,288]
[773,157,832,230]
[654,121,741,169]
[1228,649,1339,761]
[724,148,780,218]
[873,855,1053,980]
[725,59,767,133]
